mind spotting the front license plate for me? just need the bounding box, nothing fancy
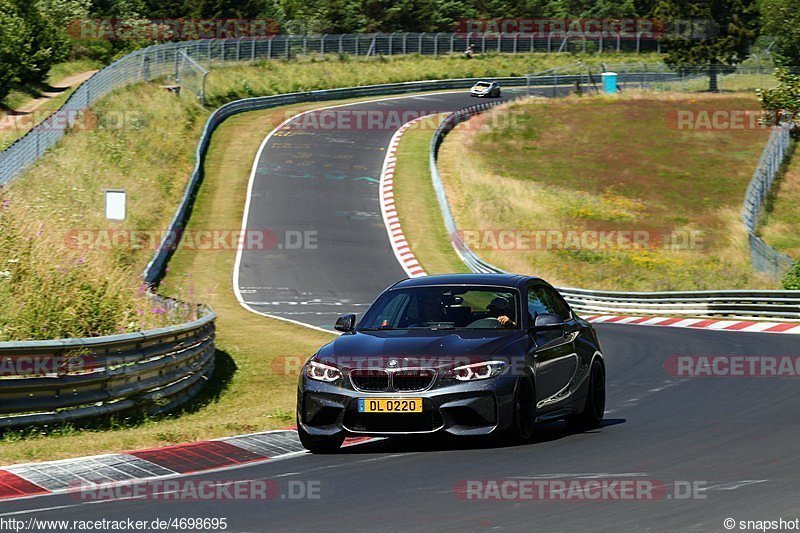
[358,398,423,413]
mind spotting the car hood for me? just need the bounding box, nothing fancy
[316,329,524,369]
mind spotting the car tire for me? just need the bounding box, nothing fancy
[503,376,537,443]
[297,420,345,454]
[566,359,605,432]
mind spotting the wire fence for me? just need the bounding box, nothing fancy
[0,34,661,187]
[0,35,795,280]
[742,124,795,279]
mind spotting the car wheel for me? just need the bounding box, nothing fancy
[567,359,605,432]
[297,419,345,454]
[503,376,536,443]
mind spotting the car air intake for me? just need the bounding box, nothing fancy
[350,370,389,392]
[393,369,436,392]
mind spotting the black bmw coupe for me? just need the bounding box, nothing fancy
[296,273,606,453]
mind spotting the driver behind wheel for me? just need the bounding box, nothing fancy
[487,297,516,328]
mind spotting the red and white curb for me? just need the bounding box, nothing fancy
[585,314,800,334]
[379,116,435,279]
[378,122,800,336]
[0,430,374,501]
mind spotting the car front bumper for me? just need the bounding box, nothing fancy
[298,376,517,438]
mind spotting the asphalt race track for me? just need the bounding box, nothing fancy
[4,90,800,532]
[3,324,799,531]
[234,89,528,329]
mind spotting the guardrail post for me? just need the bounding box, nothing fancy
[320,34,326,57]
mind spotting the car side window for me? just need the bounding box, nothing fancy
[535,286,571,320]
[527,286,548,322]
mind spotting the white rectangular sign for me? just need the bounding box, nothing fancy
[105,189,126,220]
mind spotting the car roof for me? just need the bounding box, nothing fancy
[392,273,539,290]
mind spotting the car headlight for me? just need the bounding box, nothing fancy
[449,361,507,381]
[305,361,342,382]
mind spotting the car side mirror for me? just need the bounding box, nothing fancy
[533,313,565,331]
[334,314,356,333]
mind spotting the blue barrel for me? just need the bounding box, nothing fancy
[601,72,618,94]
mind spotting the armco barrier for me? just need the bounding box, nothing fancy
[429,103,800,320]
[0,65,792,429]
[0,300,216,429]
[0,32,659,187]
[142,68,683,285]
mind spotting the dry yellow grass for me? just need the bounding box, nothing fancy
[437,93,777,290]
[0,102,339,465]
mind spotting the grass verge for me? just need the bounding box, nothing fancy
[203,52,659,106]
[761,141,800,258]
[391,117,468,274]
[427,93,777,290]
[0,60,103,150]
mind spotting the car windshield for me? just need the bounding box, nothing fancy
[474,82,491,88]
[358,286,520,330]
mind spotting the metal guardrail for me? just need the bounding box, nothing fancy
[0,60,792,429]
[0,69,657,429]
[429,103,800,320]
[742,123,795,279]
[0,299,216,429]
[0,32,657,187]
[142,77,533,284]
[155,70,687,286]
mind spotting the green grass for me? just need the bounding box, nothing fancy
[391,118,469,274]
[0,51,657,461]
[761,141,800,258]
[203,52,660,106]
[0,59,102,150]
[432,92,777,291]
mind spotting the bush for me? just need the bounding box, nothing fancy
[0,0,28,101]
[758,68,800,136]
[782,261,800,290]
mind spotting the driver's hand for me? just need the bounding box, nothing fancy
[497,315,515,327]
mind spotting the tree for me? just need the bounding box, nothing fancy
[758,68,800,134]
[0,0,29,101]
[12,0,70,84]
[760,0,800,67]
[654,0,759,91]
